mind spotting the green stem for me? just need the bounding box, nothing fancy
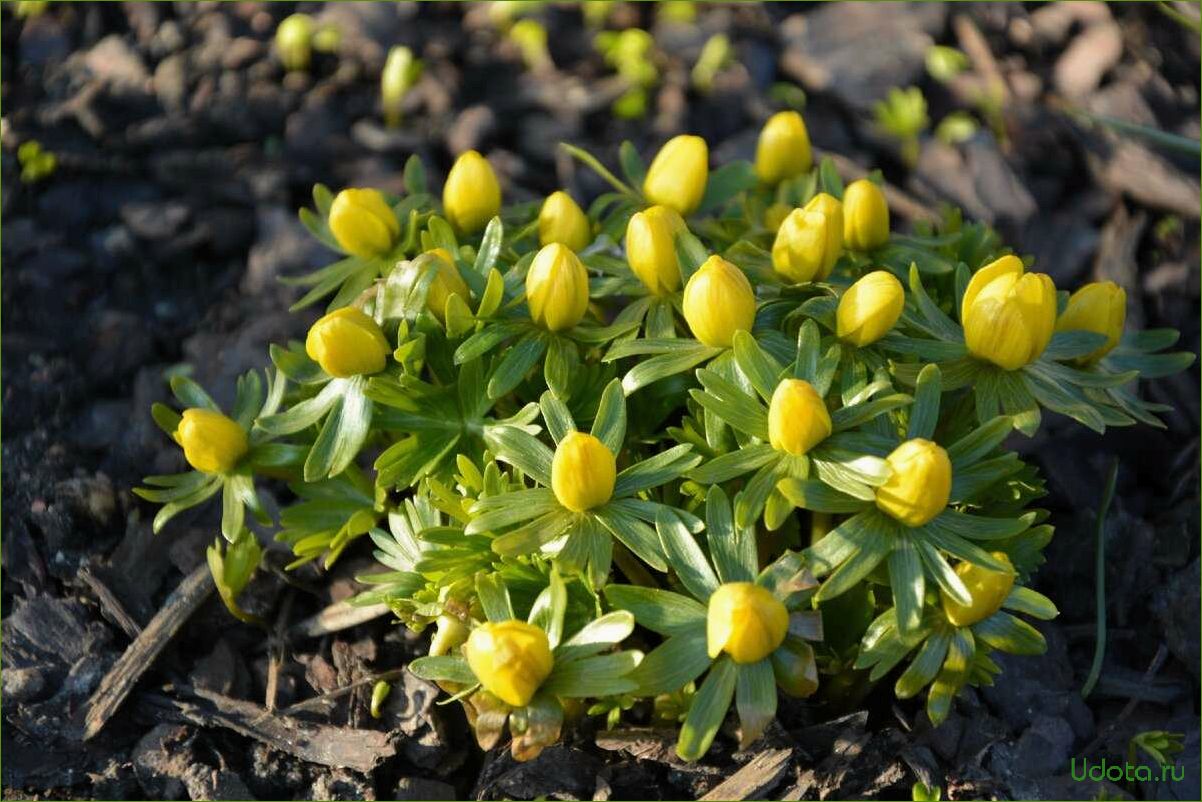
[1081,458,1120,699]
[559,142,640,199]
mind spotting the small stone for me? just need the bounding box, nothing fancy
[2,666,49,703]
[393,778,456,801]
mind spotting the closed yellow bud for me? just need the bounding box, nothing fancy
[625,206,682,295]
[424,249,470,321]
[551,432,616,512]
[706,582,789,664]
[962,255,1057,371]
[767,379,831,456]
[305,307,391,377]
[538,191,592,252]
[771,193,844,283]
[526,243,590,332]
[842,179,890,251]
[173,409,249,474]
[836,270,905,347]
[1054,281,1126,363]
[682,255,757,347]
[464,620,554,707]
[429,613,470,657]
[643,134,708,216]
[328,188,401,259]
[875,439,951,527]
[275,13,313,72]
[941,552,1016,627]
[443,150,502,233]
[754,111,812,184]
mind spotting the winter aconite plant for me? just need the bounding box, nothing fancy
[138,110,1194,762]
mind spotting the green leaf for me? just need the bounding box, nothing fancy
[484,425,554,486]
[618,140,647,187]
[544,651,640,697]
[590,379,627,454]
[151,403,182,437]
[409,655,476,685]
[675,230,710,281]
[831,393,912,431]
[257,380,341,436]
[706,486,757,583]
[917,520,1013,573]
[657,509,719,602]
[491,510,573,556]
[527,566,567,647]
[697,161,758,214]
[474,217,504,275]
[403,154,427,195]
[488,335,547,399]
[732,330,784,403]
[972,611,1046,655]
[454,321,526,364]
[559,142,637,197]
[692,368,770,440]
[677,657,737,761]
[557,611,636,662]
[628,634,712,696]
[777,479,870,514]
[930,510,1030,541]
[476,572,515,622]
[544,335,579,401]
[594,507,667,572]
[621,346,718,394]
[915,539,970,607]
[466,488,560,534]
[170,375,220,411]
[907,364,941,440]
[1043,330,1108,360]
[813,520,893,601]
[690,444,778,484]
[539,391,576,445]
[614,444,699,497]
[1002,587,1058,620]
[794,319,821,383]
[908,263,963,341]
[604,585,707,637]
[735,659,777,748]
[303,379,372,481]
[888,535,925,635]
[894,629,950,699]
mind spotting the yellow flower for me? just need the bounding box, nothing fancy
[424,248,470,321]
[643,134,708,216]
[836,270,905,347]
[538,191,592,252]
[625,206,683,295]
[464,620,554,707]
[428,613,470,657]
[754,111,812,184]
[767,379,831,456]
[961,255,1057,371]
[941,552,1016,627]
[526,243,590,332]
[1054,281,1127,363]
[173,409,249,474]
[551,432,616,512]
[706,582,789,664]
[305,307,391,377]
[682,255,756,347]
[443,150,502,233]
[842,179,890,251]
[328,188,401,259]
[275,13,313,72]
[875,439,951,527]
[771,193,843,283]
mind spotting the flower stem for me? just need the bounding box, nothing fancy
[1081,458,1119,699]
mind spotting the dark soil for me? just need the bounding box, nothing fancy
[2,3,1199,800]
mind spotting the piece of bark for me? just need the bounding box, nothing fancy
[700,748,793,801]
[139,686,396,773]
[79,564,145,640]
[289,600,389,638]
[83,563,213,740]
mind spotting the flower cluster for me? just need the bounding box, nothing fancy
[138,114,1193,762]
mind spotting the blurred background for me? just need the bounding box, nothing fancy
[2,3,1199,800]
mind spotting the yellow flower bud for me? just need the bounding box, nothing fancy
[643,134,708,216]
[538,191,592,252]
[424,248,470,321]
[1054,281,1127,363]
[836,270,905,347]
[305,307,391,378]
[962,255,1057,371]
[328,188,401,260]
[767,379,831,456]
[429,613,470,657]
[941,552,1016,627]
[875,439,952,527]
[525,243,590,332]
[443,150,502,233]
[173,409,249,474]
[754,111,812,184]
[551,431,616,512]
[842,179,890,251]
[682,255,757,348]
[764,202,791,233]
[625,206,682,295]
[464,620,554,707]
[706,582,789,664]
[771,193,844,283]
[275,13,313,72]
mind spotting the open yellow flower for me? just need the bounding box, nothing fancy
[874,439,951,527]
[962,255,1056,370]
[173,409,248,474]
[526,243,590,332]
[464,620,554,707]
[706,582,789,664]
[551,432,616,512]
[328,188,400,259]
[643,134,708,216]
[755,111,812,185]
[767,379,831,456]
[771,193,843,283]
[305,307,391,377]
[443,150,502,233]
[1054,281,1126,363]
[842,179,890,251]
[836,270,905,347]
[941,552,1016,627]
[682,255,756,347]
[538,191,592,252]
[625,206,682,295]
